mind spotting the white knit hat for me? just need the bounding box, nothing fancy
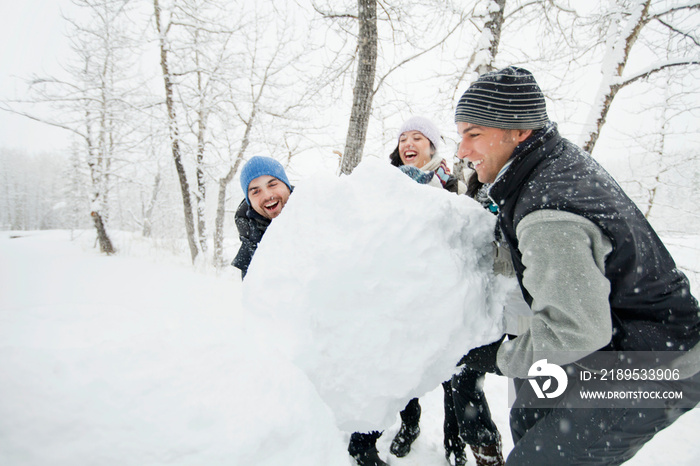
[397,116,441,150]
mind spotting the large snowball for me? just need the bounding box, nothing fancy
[243,158,507,432]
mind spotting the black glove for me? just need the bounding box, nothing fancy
[457,335,506,375]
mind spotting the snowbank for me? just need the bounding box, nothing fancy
[0,231,349,466]
[243,158,507,433]
[2,227,700,465]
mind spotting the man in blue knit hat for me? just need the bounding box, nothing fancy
[232,156,292,278]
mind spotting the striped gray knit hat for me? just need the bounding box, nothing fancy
[455,66,548,130]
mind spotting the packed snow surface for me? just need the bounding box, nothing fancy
[0,231,348,465]
[2,159,700,465]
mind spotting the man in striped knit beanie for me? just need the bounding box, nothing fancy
[453,66,700,465]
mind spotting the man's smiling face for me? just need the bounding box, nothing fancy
[456,122,531,183]
[248,175,291,220]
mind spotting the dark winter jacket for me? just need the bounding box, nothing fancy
[490,123,700,356]
[232,200,271,279]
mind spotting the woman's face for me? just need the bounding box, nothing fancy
[398,130,433,168]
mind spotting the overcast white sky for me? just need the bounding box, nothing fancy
[0,0,74,153]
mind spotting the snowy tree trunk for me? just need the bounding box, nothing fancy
[196,106,208,255]
[454,0,506,183]
[212,161,241,269]
[86,133,113,253]
[473,0,506,76]
[194,37,208,256]
[91,210,115,254]
[154,0,200,263]
[87,141,115,254]
[340,0,377,176]
[142,171,161,238]
[213,168,234,269]
[212,114,253,268]
[579,0,651,154]
[84,73,115,255]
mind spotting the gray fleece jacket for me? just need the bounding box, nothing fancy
[496,210,613,378]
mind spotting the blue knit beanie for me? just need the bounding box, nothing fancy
[240,156,292,205]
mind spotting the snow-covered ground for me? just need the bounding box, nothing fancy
[2,229,700,465]
[2,163,700,465]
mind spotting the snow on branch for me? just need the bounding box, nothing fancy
[656,18,700,47]
[614,58,700,89]
[311,2,357,20]
[649,2,700,19]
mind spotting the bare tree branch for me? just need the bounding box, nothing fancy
[617,59,700,90]
[372,13,466,99]
[655,18,700,47]
[0,104,88,139]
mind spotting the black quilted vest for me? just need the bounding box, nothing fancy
[489,124,700,352]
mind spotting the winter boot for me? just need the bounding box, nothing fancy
[470,442,505,466]
[445,434,468,466]
[445,448,468,466]
[351,447,389,466]
[389,420,420,457]
[390,398,421,457]
[349,432,388,466]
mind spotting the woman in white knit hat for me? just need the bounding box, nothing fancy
[389,115,467,195]
[392,116,504,466]
[347,117,504,466]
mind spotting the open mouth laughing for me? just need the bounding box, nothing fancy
[264,199,281,213]
[402,150,418,163]
[467,159,483,170]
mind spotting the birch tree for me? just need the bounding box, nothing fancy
[339,0,378,175]
[211,2,316,267]
[315,1,469,174]
[580,0,700,154]
[452,0,507,182]
[165,0,244,258]
[153,0,199,262]
[71,0,143,254]
[4,0,143,253]
[453,0,506,93]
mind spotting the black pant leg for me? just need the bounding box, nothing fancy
[451,367,502,446]
[442,380,462,450]
[399,397,421,426]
